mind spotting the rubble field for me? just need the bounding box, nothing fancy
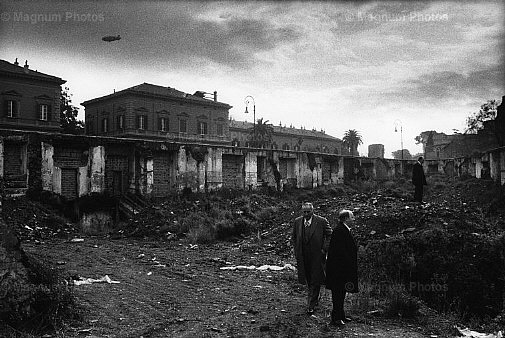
[1,175,504,337]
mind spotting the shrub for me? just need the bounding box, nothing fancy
[384,287,421,318]
[187,223,215,244]
[254,206,278,223]
[0,252,79,333]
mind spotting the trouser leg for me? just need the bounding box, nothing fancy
[307,283,321,309]
[414,185,423,202]
[331,288,346,321]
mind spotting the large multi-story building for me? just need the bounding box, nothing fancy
[229,120,344,154]
[81,83,232,145]
[0,59,65,132]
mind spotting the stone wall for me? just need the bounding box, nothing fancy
[1,129,504,202]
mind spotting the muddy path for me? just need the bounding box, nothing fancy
[24,237,428,338]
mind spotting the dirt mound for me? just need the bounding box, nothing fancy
[2,197,78,242]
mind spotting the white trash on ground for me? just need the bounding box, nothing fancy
[220,264,295,271]
[456,326,503,338]
[73,275,120,286]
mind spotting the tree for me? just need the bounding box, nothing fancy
[249,118,273,148]
[465,100,498,134]
[342,129,363,156]
[391,149,412,160]
[60,87,84,134]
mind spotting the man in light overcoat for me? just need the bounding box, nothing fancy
[292,202,332,314]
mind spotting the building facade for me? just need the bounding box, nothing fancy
[0,59,65,133]
[82,83,232,145]
[229,120,343,154]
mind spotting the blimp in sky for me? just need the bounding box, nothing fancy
[102,35,121,42]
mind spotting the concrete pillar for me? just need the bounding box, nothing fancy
[90,146,105,193]
[41,142,54,191]
[78,166,88,196]
[203,147,222,191]
[498,149,505,185]
[475,158,483,179]
[0,137,4,180]
[146,157,153,195]
[244,152,257,189]
[53,167,61,194]
[128,147,136,193]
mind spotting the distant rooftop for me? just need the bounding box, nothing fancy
[82,82,231,108]
[0,59,65,84]
[229,119,341,141]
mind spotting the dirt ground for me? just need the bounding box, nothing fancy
[7,176,505,337]
[24,237,429,338]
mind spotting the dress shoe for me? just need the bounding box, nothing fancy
[329,320,345,327]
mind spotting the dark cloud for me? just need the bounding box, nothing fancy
[382,64,505,104]
[0,1,301,70]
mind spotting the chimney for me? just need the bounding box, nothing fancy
[14,58,19,66]
[213,91,217,102]
[24,60,29,69]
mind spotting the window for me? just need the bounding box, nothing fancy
[117,115,124,130]
[102,118,109,133]
[39,104,49,121]
[6,100,19,118]
[198,121,208,135]
[86,121,94,135]
[216,124,223,136]
[179,119,187,133]
[159,117,167,132]
[282,143,290,150]
[137,115,147,130]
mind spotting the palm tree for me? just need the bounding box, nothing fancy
[342,129,363,156]
[249,118,274,148]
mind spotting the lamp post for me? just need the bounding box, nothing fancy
[394,119,404,174]
[244,96,256,145]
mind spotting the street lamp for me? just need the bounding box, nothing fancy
[244,96,256,145]
[394,119,404,160]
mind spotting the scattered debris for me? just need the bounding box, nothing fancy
[73,275,120,286]
[220,264,295,271]
[456,327,503,338]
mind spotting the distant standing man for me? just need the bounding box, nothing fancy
[292,202,332,315]
[412,156,427,202]
[325,209,358,327]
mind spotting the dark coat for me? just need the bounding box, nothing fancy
[292,214,332,285]
[325,222,358,293]
[412,162,427,187]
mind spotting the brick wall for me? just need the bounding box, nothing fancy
[60,168,78,198]
[153,152,175,196]
[3,142,22,176]
[105,155,129,195]
[53,147,82,167]
[222,154,243,188]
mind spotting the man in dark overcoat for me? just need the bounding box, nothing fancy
[292,202,332,314]
[412,156,427,202]
[325,209,358,327]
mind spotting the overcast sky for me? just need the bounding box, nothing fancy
[1,1,503,157]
